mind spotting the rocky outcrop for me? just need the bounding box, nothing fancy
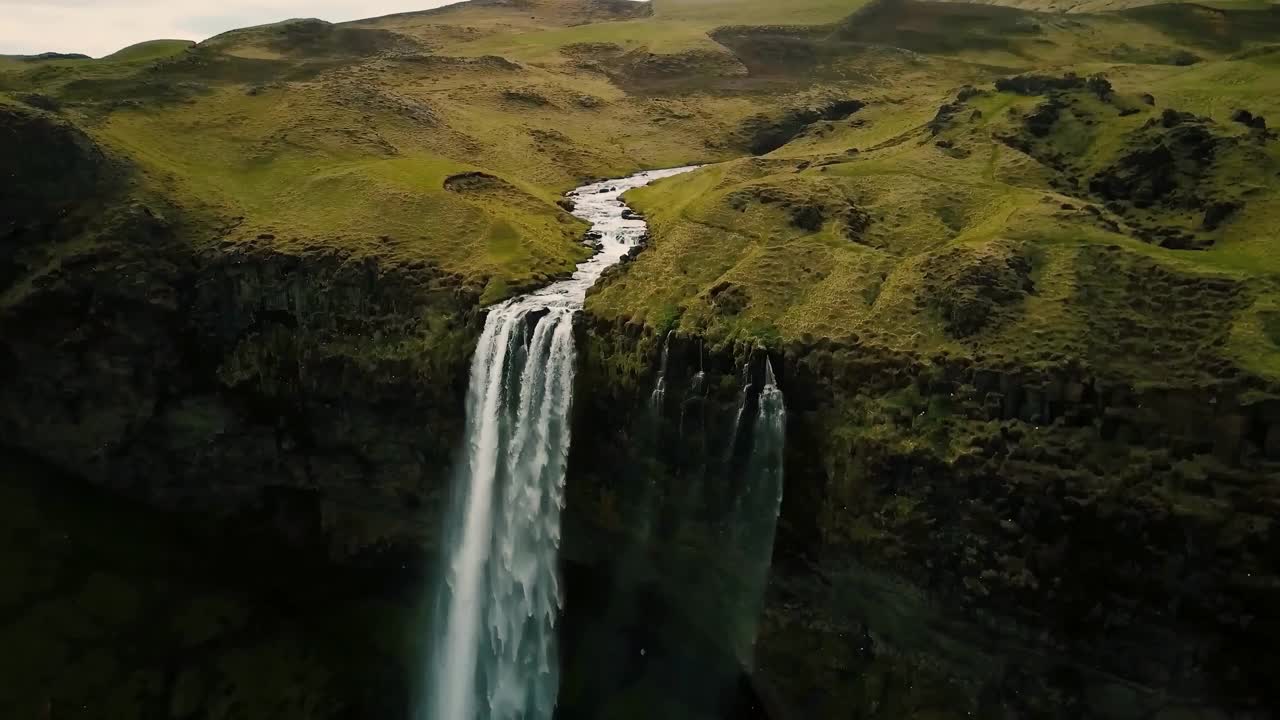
[562,42,749,92]
[979,80,1277,251]
[919,240,1034,338]
[724,180,875,241]
[735,99,866,155]
[1,232,481,562]
[1089,111,1223,211]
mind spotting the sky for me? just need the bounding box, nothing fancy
[0,0,464,57]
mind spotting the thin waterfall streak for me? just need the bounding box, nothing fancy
[723,382,751,467]
[549,320,576,517]
[650,330,672,412]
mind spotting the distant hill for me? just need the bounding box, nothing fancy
[933,0,1279,12]
[101,39,195,62]
[1,51,92,62]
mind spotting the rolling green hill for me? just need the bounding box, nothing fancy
[6,0,1274,310]
[101,39,196,62]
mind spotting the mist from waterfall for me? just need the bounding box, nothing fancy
[423,166,699,720]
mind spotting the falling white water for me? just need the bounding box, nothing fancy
[426,165,699,720]
[650,331,673,411]
[752,358,787,526]
[722,375,751,467]
[727,357,787,668]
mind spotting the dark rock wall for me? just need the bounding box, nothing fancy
[1,235,481,563]
[567,314,1280,719]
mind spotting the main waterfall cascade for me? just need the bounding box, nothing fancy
[425,167,699,720]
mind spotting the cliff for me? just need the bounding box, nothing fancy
[1,102,481,563]
[565,316,1280,718]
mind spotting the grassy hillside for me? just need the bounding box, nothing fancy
[3,0,1280,349]
[575,0,1280,387]
[2,0,917,303]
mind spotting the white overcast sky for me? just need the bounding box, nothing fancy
[0,1,466,57]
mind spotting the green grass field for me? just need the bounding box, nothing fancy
[4,0,1280,378]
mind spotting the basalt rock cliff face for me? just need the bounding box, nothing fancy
[566,313,1280,719]
[0,104,480,563]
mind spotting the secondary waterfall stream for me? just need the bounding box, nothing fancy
[425,166,699,720]
[729,358,787,668]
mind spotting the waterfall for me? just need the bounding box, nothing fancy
[691,340,706,394]
[429,307,574,720]
[425,165,699,720]
[752,359,786,493]
[727,357,787,668]
[722,368,751,467]
[650,330,673,412]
